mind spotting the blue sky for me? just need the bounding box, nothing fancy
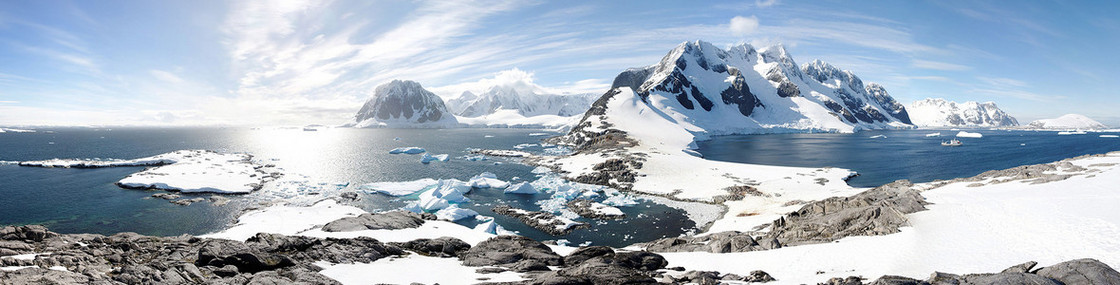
[1,0,1118,126]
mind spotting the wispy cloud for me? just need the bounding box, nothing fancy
[911,59,971,71]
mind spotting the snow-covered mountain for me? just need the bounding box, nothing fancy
[1028,114,1106,130]
[351,80,459,128]
[562,40,913,150]
[907,98,1019,127]
[446,87,597,118]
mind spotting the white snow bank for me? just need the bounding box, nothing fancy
[469,172,510,188]
[315,254,525,285]
[202,200,364,241]
[956,131,983,138]
[658,153,1120,284]
[388,147,426,154]
[504,182,539,194]
[1029,114,1106,130]
[360,179,438,196]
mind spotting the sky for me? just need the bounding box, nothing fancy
[1,0,1118,126]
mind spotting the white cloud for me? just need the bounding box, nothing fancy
[911,59,971,71]
[756,0,779,8]
[730,16,760,36]
[429,68,607,99]
[149,70,185,84]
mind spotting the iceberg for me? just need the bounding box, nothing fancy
[503,182,539,194]
[434,205,479,221]
[869,135,887,139]
[388,147,426,154]
[513,143,537,149]
[469,172,510,188]
[417,179,472,211]
[925,132,941,137]
[360,179,439,196]
[1057,131,1087,135]
[956,131,983,138]
[1102,135,1119,138]
[420,153,449,164]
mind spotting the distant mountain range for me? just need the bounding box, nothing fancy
[348,80,597,129]
[907,98,1019,127]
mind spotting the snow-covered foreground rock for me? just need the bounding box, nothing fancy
[18,150,279,194]
[649,152,1120,284]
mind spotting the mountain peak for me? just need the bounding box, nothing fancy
[353,80,457,128]
[907,98,1018,127]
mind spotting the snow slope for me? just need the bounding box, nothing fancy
[656,152,1120,284]
[908,98,1019,127]
[351,80,459,128]
[1028,114,1107,130]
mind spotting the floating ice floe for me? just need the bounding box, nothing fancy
[503,182,539,194]
[360,178,439,196]
[463,155,488,161]
[513,143,537,149]
[1102,135,1119,138]
[1058,131,1087,135]
[869,135,887,139]
[19,150,278,194]
[420,153,449,164]
[434,205,479,221]
[472,149,531,157]
[528,133,549,136]
[925,132,941,137]
[956,131,983,138]
[469,172,510,188]
[586,201,624,217]
[0,128,35,133]
[388,147,426,154]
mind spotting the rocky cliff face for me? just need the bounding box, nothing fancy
[353,80,458,128]
[908,98,1019,127]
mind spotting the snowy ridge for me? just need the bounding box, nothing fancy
[351,80,459,128]
[1028,114,1107,130]
[446,86,597,118]
[908,98,1019,127]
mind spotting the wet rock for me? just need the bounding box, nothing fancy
[320,210,426,232]
[566,199,625,220]
[151,193,180,200]
[391,237,471,258]
[492,205,589,236]
[209,196,230,206]
[0,225,58,242]
[530,258,658,285]
[1035,258,1120,285]
[677,270,722,285]
[171,198,206,206]
[461,235,563,268]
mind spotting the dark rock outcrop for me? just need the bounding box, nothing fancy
[492,205,589,236]
[391,237,471,258]
[566,199,626,220]
[461,235,563,272]
[321,210,427,232]
[0,225,405,284]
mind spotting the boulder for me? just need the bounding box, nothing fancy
[461,236,562,268]
[392,237,471,258]
[1035,258,1120,285]
[320,211,426,232]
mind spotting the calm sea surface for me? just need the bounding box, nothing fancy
[695,129,1120,187]
[0,127,694,247]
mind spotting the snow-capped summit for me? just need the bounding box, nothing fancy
[562,40,913,151]
[352,80,458,128]
[446,86,596,118]
[907,98,1018,127]
[1028,114,1106,130]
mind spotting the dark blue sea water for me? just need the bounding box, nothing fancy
[695,129,1120,187]
[0,127,695,247]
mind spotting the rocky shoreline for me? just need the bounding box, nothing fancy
[3,224,1119,285]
